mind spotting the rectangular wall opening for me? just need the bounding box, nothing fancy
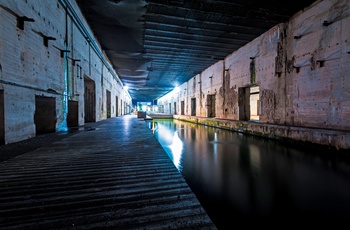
[238,87,250,121]
[67,100,79,127]
[84,76,96,122]
[0,90,4,145]
[174,102,177,114]
[106,90,111,118]
[116,96,119,116]
[181,101,185,115]
[121,99,123,115]
[250,86,260,121]
[191,98,196,116]
[207,94,216,117]
[239,86,260,121]
[34,95,56,134]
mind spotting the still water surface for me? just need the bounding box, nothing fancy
[147,119,350,229]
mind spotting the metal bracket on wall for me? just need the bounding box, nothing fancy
[0,4,35,30]
[32,30,56,47]
[53,45,70,58]
[68,57,81,66]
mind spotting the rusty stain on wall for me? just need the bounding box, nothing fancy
[250,58,256,84]
[275,34,284,76]
[310,54,316,70]
[261,89,275,121]
[219,69,237,117]
[192,77,196,93]
[286,56,295,73]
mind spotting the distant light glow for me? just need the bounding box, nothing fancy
[174,86,180,93]
[124,86,129,91]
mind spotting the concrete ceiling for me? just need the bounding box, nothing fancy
[76,0,317,103]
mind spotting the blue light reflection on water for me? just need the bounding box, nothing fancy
[147,118,350,229]
[148,119,184,170]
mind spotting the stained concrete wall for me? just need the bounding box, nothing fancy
[285,0,350,130]
[158,0,350,149]
[0,0,131,144]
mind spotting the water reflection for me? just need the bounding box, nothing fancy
[147,119,350,229]
[147,119,184,170]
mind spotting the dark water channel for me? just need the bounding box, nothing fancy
[146,118,350,229]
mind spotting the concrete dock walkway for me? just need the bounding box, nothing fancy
[0,115,216,229]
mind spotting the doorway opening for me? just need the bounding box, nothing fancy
[207,94,216,118]
[84,76,96,122]
[116,96,119,116]
[250,86,260,121]
[0,90,4,144]
[238,86,260,121]
[106,90,111,118]
[181,101,185,115]
[34,95,56,134]
[67,100,78,127]
[191,98,196,116]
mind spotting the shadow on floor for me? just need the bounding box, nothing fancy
[0,122,103,162]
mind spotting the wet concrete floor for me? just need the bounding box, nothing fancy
[0,115,216,229]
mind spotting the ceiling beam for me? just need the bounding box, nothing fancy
[144,52,217,58]
[144,29,250,44]
[144,34,244,49]
[144,44,229,57]
[145,12,270,33]
[144,40,240,53]
[146,1,290,22]
[145,21,261,40]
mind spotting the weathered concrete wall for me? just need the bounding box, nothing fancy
[0,0,131,144]
[158,0,350,149]
[174,115,350,150]
[285,0,350,130]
